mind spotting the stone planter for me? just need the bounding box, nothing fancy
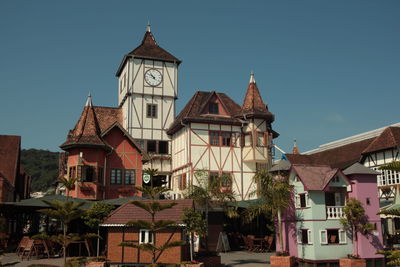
[339,258,366,267]
[85,262,106,267]
[197,255,221,267]
[180,263,204,267]
[270,255,295,267]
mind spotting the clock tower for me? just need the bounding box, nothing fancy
[116,25,181,183]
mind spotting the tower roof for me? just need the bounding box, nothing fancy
[292,139,300,154]
[239,72,274,121]
[116,26,181,77]
[60,96,110,150]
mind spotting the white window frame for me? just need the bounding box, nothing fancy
[296,193,310,208]
[339,229,347,244]
[297,229,313,245]
[297,229,302,244]
[139,229,153,244]
[320,230,328,245]
[307,229,313,245]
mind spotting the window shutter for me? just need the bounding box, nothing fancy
[297,230,302,244]
[320,230,327,244]
[339,230,347,244]
[307,230,313,245]
[295,195,300,208]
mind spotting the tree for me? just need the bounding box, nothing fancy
[120,184,185,266]
[182,208,207,261]
[58,176,77,200]
[244,170,292,252]
[82,202,115,256]
[340,198,373,257]
[184,170,238,251]
[38,200,86,265]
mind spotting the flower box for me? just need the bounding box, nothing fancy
[270,255,295,267]
[339,258,366,267]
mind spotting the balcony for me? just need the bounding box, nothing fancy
[326,206,344,219]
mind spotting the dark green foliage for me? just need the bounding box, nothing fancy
[181,208,207,237]
[378,249,400,266]
[20,149,59,192]
[82,202,114,230]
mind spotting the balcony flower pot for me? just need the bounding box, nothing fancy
[270,252,294,267]
[339,258,366,267]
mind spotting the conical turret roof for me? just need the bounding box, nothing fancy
[239,72,274,122]
[60,95,109,150]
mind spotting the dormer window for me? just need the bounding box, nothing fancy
[208,103,219,114]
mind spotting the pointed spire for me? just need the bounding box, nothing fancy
[292,139,300,154]
[85,92,92,107]
[249,71,256,84]
[146,22,151,32]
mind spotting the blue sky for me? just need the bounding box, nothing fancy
[0,0,399,155]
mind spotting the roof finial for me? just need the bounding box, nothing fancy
[292,139,300,154]
[249,71,256,84]
[85,92,92,107]
[146,22,151,32]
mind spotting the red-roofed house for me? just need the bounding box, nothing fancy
[0,135,31,202]
[59,95,147,200]
[101,199,192,265]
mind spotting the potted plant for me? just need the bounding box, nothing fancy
[339,198,373,267]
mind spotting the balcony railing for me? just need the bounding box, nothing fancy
[326,206,344,219]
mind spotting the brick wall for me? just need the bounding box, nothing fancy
[107,227,185,264]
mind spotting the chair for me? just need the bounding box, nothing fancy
[264,236,273,252]
[20,239,37,260]
[247,235,262,252]
[16,236,29,256]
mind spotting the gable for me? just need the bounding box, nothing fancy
[200,94,229,116]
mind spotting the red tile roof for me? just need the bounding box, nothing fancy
[0,135,20,187]
[116,30,181,76]
[362,127,400,154]
[292,164,339,191]
[167,91,242,135]
[286,137,374,169]
[103,199,194,225]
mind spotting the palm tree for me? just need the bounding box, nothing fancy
[245,170,292,252]
[184,170,238,251]
[120,185,184,266]
[58,176,77,200]
[38,200,85,264]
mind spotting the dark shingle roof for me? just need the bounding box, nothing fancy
[292,164,339,191]
[343,162,380,175]
[239,80,274,122]
[362,127,400,154]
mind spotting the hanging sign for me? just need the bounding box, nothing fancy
[143,173,151,184]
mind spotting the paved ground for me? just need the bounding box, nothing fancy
[1,251,272,266]
[221,251,272,266]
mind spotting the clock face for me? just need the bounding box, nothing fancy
[144,69,162,87]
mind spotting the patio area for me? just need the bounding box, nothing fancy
[1,251,273,267]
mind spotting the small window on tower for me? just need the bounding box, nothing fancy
[146,104,157,118]
[208,103,219,114]
[159,141,168,154]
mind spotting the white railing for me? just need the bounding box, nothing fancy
[377,169,400,187]
[326,206,344,219]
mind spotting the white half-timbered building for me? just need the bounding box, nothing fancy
[167,74,278,200]
[116,25,180,185]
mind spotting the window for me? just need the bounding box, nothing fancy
[159,141,168,154]
[320,229,346,245]
[297,229,312,245]
[244,134,252,146]
[179,173,187,190]
[221,173,232,187]
[366,198,371,205]
[139,229,153,244]
[210,131,220,146]
[221,132,231,146]
[125,170,135,185]
[146,104,157,118]
[209,172,219,186]
[82,165,95,182]
[68,166,76,178]
[208,103,219,114]
[110,169,122,184]
[257,132,265,146]
[147,141,157,153]
[295,193,310,208]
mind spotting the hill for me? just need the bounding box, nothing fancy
[20,149,59,192]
